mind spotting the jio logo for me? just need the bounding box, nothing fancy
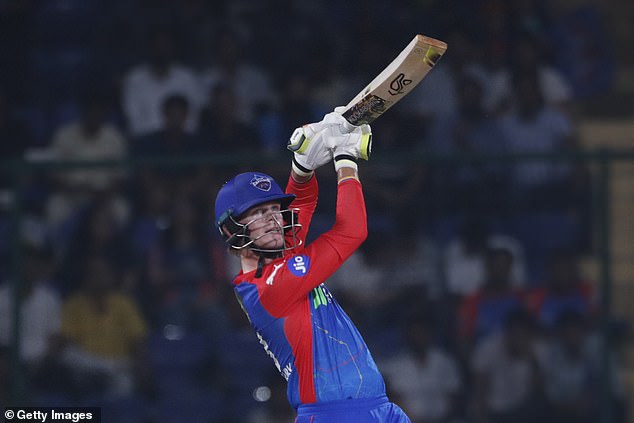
[288,255,310,277]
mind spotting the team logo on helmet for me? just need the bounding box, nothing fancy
[250,175,272,192]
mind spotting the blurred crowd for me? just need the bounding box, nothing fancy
[0,0,627,422]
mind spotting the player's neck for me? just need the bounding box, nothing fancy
[241,250,273,273]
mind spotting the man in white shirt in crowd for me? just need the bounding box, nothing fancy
[0,246,61,372]
[471,309,544,423]
[123,25,204,136]
[381,314,462,423]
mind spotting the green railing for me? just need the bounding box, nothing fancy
[3,148,634,422]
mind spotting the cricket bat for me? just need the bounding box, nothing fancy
[341,34,447,126]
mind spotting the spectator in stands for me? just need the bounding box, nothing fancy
[327,232,389,327]
[0,246,61,373]
[526,249,596,331]
[381,313,463,423]
[146,192,213,329]
[54,255,150,399]
[426,73,508,215]
[498,69,578,212]
[127,175,172,260]
[305,38,352,118]
[273,72,321,154]
[403,28,491,122]
[550,5,615,101]
[537,310,599,423]
[443,218,527,300]
[213,288,274,420]
[330,228,441,355]
[197,83,261,156]
[361,110,428,232]
[130,93,210,201]
[122,25,203,137]
[486,33,572,114]
[46,90,127,227]
[133,94,204,158]
[471,308,544,423]
[457,246,525,346]
[443,218,490,301]
[60,199,138,297]
[475,0,515,73]
[200,28,275,126]
[380,229,443,303]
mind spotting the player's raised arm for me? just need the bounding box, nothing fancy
[253,115,372,315]
[285,111,359,237]
[319,121,372,257]
[287,117,373,286]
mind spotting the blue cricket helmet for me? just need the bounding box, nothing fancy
[214,172,295,231]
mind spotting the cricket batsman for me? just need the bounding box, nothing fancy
[214,112,411,422]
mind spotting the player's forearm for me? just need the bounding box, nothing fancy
[286,171,318,222]
[291,168,314,184]
[337,167,359,183]
[330,176,367,251]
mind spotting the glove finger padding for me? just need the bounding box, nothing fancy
[287,125,314,154]
[287,111,370,175]
[336,124,372,160]
[287,110,359,174]
[332,124,372,172]
[288,125,333,176]
[323,110,358,134]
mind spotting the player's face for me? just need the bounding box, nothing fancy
[240,201,285,249]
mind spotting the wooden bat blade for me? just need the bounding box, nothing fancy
[341,35,447,125]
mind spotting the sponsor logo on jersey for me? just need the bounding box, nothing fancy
[288,254,310,276]
[311,285,330,309]
[266,262,284,285]
[250,174,272,191]
[256,331,292,380]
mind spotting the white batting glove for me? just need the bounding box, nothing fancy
[287,111,358,176]
[328,108,359,133]
[333,124,372,172]
[288,126,330,176]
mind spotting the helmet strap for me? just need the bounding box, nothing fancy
[255,255,265,278]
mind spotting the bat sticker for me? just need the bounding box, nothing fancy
[422,47,442,67]
[388,73,412,95]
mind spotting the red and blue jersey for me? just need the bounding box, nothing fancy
[231,175,386,409]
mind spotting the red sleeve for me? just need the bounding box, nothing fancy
[306,179,368,263]
[285,174,319,246]
[259,179,368,315]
